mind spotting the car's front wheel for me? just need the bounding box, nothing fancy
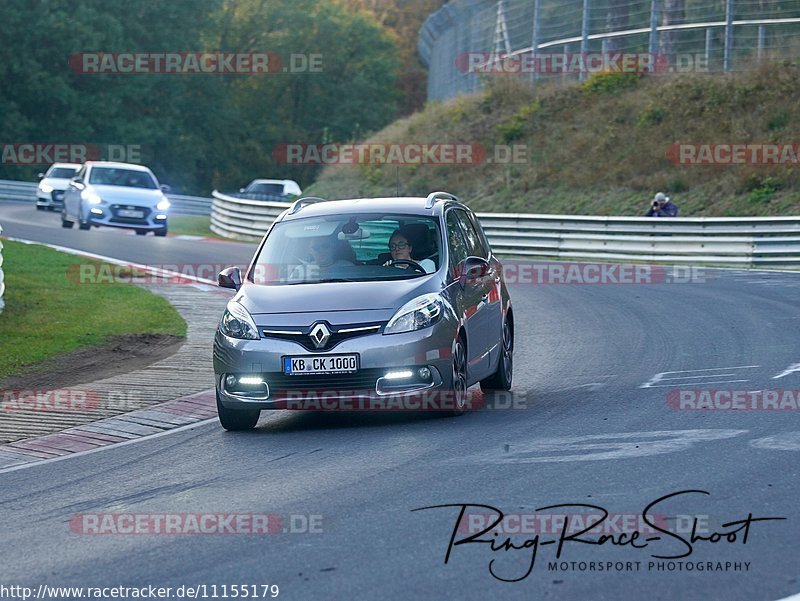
[61,210,74,228]
[480,316,513,392]
[216,392,260,431]
[135,230,148,236]
[445,336,469,417]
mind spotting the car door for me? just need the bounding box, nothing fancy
[460,208,503,368]
[445,209,488,378]
[64,166,86,218]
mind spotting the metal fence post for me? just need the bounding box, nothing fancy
[531,0,542,83]
[580,0,591,80]
[758,24,766,59]
[649,0,661,66]
[724,0,734,71]
[705,28,713,68]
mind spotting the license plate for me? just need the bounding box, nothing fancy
[118,209,144,218]
[283,354,358,375]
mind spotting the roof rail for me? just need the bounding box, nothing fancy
[288,196,327,215]
[425,191,459,209]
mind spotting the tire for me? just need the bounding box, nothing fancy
[135,230,148,236]
[216,392,260,431]
[79,221,91,230]
[155,225,167,237]
[47,206,56,211]
[480,316,513,392]
[61,210,74,228]
[36,205,45,211]
[445,336,469,417]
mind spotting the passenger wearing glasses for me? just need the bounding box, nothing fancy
[383,229,436,273]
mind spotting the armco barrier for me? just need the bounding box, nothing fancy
[0,179,211,216]
[209,193,800,267]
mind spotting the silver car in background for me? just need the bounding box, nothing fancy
[213,192,514,431]
[36,162,81,211]
[61,161,171,236]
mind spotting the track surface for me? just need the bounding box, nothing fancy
[1,202,799,600]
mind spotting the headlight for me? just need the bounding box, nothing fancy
[219,300,260,340]
[156,198,170,211]
[384,293,442,335]
[39,183,54,194]
[82,190,102,205]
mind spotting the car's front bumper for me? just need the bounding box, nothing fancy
[213,321,458,411]
[86,203,167,231]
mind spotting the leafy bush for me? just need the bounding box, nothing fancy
[581,72,641,95]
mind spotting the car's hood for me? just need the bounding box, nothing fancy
[238,276,439,320]
[90,185,164,206]
[40,177,73,190]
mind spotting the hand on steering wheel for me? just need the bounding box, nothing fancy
[384,259,426,273]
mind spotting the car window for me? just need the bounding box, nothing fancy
[47,167,78,179]
[454,208,488,259]
[88,167,157,189]
[464,210,492,257]
[445,210,469,277]
[251,213,441,284]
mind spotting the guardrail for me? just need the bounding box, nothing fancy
[209,193,800,267]
[210,190,291,241]
[0,179,211,216]
[0,223,5,314]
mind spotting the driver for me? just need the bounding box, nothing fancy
[384,229,435,273]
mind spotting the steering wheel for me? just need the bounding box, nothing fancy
[386,259,426,273]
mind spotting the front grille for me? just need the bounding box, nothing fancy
[266,369,383,392]
[261,322,383,352]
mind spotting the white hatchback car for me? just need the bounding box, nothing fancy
[61,162,171,236]
[36,163,81,211]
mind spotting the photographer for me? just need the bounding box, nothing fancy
[645,192,679,217]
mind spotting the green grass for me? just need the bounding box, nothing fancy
[306,61,800,217]
[168,215,217,238]
[0,240,187,379]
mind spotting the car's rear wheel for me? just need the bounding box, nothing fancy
[480,316,513,392]
[446,336,468,417]
[78,221,91,230]
[135,230,148,236]
[216,392,260,431]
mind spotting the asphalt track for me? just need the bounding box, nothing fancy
[1,201,799,601]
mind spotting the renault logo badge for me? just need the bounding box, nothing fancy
[309,323,331,349]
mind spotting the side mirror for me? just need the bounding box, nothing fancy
[160,184,171,193]
[70,177,84,189]
[218,266,242,290]
[38,173,45,179]
[458,257,490,288]
[239,188,246,193]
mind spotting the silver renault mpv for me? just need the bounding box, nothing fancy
[213,192,513,430]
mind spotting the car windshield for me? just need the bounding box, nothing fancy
[88,167,157,189]
[47,167,78,179]
[251,213,441,285]
[246,183,284,195]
